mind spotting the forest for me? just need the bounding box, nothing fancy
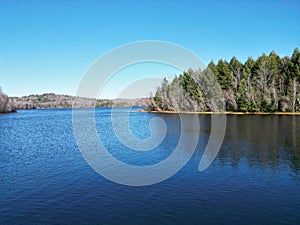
[151,48,300,112]
[0,91,151,112]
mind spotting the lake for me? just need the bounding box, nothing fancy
[0,108,299,225]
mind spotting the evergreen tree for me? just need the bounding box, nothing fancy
[153,48,300,112]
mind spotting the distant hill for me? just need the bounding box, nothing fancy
[8,93,151,110]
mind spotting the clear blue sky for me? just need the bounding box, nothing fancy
[0,0,299,98]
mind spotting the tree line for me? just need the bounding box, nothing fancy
[0,91,151,112]
[151,48,300,112]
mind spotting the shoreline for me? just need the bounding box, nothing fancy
[3,108,300,115]
[0,111,16,115]
[135,110,300,115]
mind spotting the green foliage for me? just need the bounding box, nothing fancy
[291,48,300,80]
[153,48,300,112]
[37,96,50,102]
[96,100,113,107]
[181,70,201,101]
[216,60,233,90]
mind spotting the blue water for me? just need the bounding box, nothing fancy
[0,108,299,224]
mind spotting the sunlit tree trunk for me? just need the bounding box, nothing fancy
[292,77,297,112]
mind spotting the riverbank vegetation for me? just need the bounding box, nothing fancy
[0,87,16,113]
[150,48,300,112]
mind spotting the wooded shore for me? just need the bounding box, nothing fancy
[135,109,300,115]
